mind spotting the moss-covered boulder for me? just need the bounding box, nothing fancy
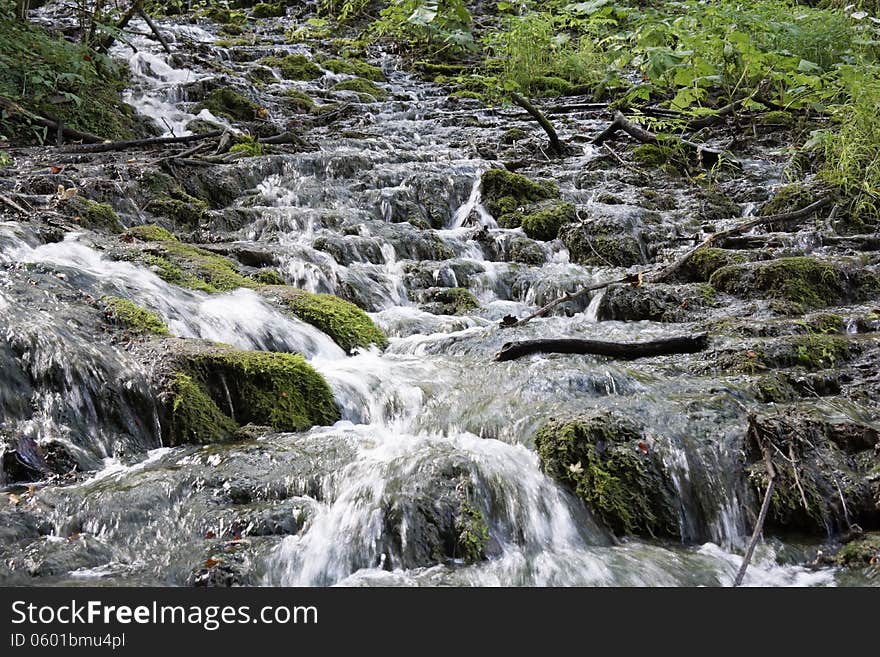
[121,226,256,293]
[834,533,880,568]
[164,340,340,446]
[283,89,316,113]
[677,248,762,283]
[559,220,644,267]
[331,77,388,101]
[421,287,479,316]
[744,413,879,535]
[100,296,169,335]
[596,283,715,322]
[262,54,322,81]
[196,88,259,121]
[534,412,679,537]
[709,257,880,310]
[260,286,388,353]
[251,2,285,18]
[499,201,576,241]
[321,58,386,81]
[62,196,123,233]
[137,171,209,228]
[480,169,558,222]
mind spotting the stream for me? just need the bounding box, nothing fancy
[1,12,872,587]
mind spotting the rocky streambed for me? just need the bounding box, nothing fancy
[1,7,879,586]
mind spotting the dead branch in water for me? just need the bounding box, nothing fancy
[734,415,777,587]
[138,9,172,55]
[510,92,565,157]
[494,333,708,362]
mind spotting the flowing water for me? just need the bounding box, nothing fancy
[0,15,857,586]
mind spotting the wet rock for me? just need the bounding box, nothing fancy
[534,412,679,538]
[321,57,386,82]
[61,196,123,234]
[100,296,169,336]
[12,534,114,578]
[331,77,388,101]
[596,283,715,322]
[420,287,479,315]
[380,463,490,568]
[480,168,558,223]
[159,339,340,445]
[744,412,880,535]
[195,88,260,121]
[833,533,880,568]
[312,234,386,265]
[558,204,648,267]
[676,247,769,283]
[499,200,576,241]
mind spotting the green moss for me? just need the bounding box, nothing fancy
[251,2,285,18]
[454,502,489,564]
[480,169,558,222]
[100,296,169,335]
[807,313,844,334]
[283,89,316,113]
[331,77,389,101]
[534,413,678,537]
[519,202,576,241]
[680,247,746,282]
[500,127,528,144]
[762,184,814,216]
[169,372,239,446]
[264,286,388,353]
[250,269,286,286]
[321,58,386,81]
[632,144,675,168]
[125,230,255,293]
[426,287,479,315]
[710,257,880,309]
[791,334,850,370]
[229,136,263,157]
[123,224,177,242]
[835,534,880,568]
[148,196,208,227]
[196,88,259,121]
[262,54,323,81]
[179,348,340,434]
[530,75,575,97]
[560,222,643,267]
[65,197,123,233]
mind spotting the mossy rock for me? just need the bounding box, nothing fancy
[518,202,576,241]
[500,127,528,144]
[529,75,575,97]
[632,143,676,168]
[558,220,644,267]
[596,283,712,322]
[251,269,286,285]
[331,77,388,101]
[834,533,880,568]
[534,412,679,537]
[169,372,239,445]
[677,247,755,282]
[709,257,880,310]
[100,296,169,335]
[229,136,263,157]
[761,184,815,216]
[480,169,558,224]
[147,193,209,228]
[196,88,259,121]
[261,286,388,353]
[165,341,339,445]
[321,58,386,82]
[251,2,285,18]
[123,227,255,293]
[283,89,316,113]
[262,54,322,81]
[422,287,479,315]
[63,196,123,233]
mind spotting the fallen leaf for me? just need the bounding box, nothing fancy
[8,493,21,505]
[637,441,649,454]
[746,350,757,359]
[256,107,269,119]
[50,165,62,175]
[204,557,221,569]
[567,461,584,475]
[205,530,216,539]
[56,185,78,201]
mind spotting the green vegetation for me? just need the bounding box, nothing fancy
[283,89,317,112]
[252,2,286,18]
[834,533,880,568]
[0,9,134,143]
[100,296,170,336]
[480,168,558,221]
[229,135,263,157]
[534,412,678,537]
[321,57,386,81]
[169,372,239,446]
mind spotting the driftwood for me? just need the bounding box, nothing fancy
[0,96,105,144]
[57,130,224,154]
[734,415,777,587]
[505,195,833,328]
[494,333,708,362]
[138,9,172,54]
[510,92,564,156]
[593,111,727,169]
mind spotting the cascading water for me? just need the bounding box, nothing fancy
[0,12,857,588]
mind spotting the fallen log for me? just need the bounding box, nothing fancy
[593,111,728,169]
[494,333,708,362]
[57,130,225,154]
[0,96,105,144]
[97,0,144,53]
[510,92,565,156]
[138,9,172,54]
